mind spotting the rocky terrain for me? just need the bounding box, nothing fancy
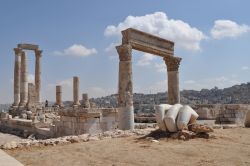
[5,128,250,166]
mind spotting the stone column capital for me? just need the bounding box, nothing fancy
[13,48,22,55]
[21,51,26,56]
[35,50,42,58]
[116,44,132,61]
[164,55,182,72]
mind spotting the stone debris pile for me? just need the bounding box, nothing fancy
[155,104,213,140]
[0,129,154,150]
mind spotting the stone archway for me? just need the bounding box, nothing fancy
[12,44,42,109]
[116,28,182,130]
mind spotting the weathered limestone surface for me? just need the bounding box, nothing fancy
[82,93,90,108]
[164,56,181,105]
[19,52,28,107]
[215,104,250,125]
[13,48,22,106]
[12,43,42,110]
[117,44,133,107]
[194,104,250,126]
[35,50,42,102]
[116,28,182,130]
[27,83,38,109]
[194,104,220,120]
[122,28,174,56]
[53,108,118,137]
[245,111,250,127]
[55,85,63,107]
[116,44,134,130]
[167,71,180,104]
[73,76,80,106]
[18,44,39,50]
[118,106,134,130]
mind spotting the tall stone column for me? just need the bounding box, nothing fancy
[13,48,22,106]
[116,44,134,130]
[164,56,182,105]
[81,93,90,108]
[55,85,63,107]
[35,50,42,103]
[73,76,80,106]
[19,51,28,107]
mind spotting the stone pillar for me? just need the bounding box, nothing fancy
[73,76,80,106]
[116,44,134,130]
[27,83,37,108]
[13,48,22,106]
[35,50,42,103]
[164,56,182,105]
[81,93,90,108]
[55,85,63,107]
[19,51,28,107]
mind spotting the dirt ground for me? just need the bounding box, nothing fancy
[0,132,23,145]
[6,128,250,166]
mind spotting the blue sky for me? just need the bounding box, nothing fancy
[0,0,250,103]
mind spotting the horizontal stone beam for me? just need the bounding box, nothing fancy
[122,28,174,56]
[18,44,39,50]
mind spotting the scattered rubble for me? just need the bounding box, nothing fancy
[0,129,154,150]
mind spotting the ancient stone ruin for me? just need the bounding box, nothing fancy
[0,43,119,138]
[10,44,42,115]
[116,28,181,130]
[1,29,250,140]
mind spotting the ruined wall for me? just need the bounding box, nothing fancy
[1,107,118,138]
[52,108,118,137]
[194,104,250,126]
[193,104,220,120]
[0,115,52,138]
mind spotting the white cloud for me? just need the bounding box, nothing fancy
[53,44,97,57]
[104,12,207,51]
[105,42,118,53]
[211,20,250,39]
[241,66,249,71]
[104,42,120,59]
[137,53,155,66]
[154,62,166,73]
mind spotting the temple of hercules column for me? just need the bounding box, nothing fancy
[116,28,182,130]
[11,44,42,114]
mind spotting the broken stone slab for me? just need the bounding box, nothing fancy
[178,130,196,140]
[88,136,100,141]
[188,124,214,133]
[1,141,18,150]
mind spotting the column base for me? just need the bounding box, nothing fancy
[19,102,27,108]
[72,104,80,109]
[12,103,19,107]
[118,105,134,130]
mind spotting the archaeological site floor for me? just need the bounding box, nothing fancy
[5,128,250,166]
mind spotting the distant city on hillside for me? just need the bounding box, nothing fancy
[1,82,250,113]
[90,82,250,113]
